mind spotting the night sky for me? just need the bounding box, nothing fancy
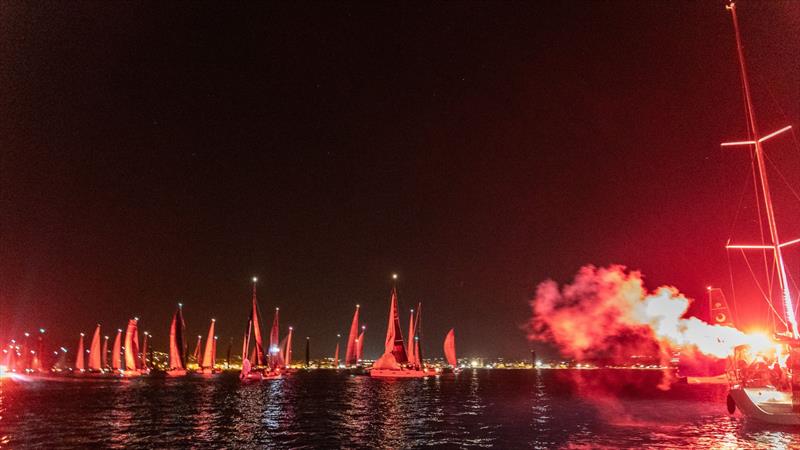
[2,2,799,360]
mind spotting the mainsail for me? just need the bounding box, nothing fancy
[88,324,102,371]
[444,328,457,367]
[112,329,122,370]
[345,305,360,366]
[124,318,140,372]
[202,319,216,370]
[169,305,186,370]
[75,333,85,371]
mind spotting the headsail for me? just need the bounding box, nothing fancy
[75,333,85,371]
[169,304,186,370]
[88,324,102,371]
[345,305,360,366]
[444,328,457,367]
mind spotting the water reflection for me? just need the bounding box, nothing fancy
[0,370,798,448]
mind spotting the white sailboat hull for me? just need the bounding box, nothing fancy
[729,387,800,425]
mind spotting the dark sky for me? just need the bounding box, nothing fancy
[2,1,799,360]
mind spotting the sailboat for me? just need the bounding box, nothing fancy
[370,275,429,378]
[720,1,800,425]
[443,328,461,374]
[241,277,281,381]
[167,304,187,376]
[123,318,141,377]
[199,319,218,374]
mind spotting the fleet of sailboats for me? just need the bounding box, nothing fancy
[4,275,461,386]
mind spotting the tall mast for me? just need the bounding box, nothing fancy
[726,1,798,338]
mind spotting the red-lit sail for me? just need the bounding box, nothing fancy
[444,328,456,367]
[373,286,408,370]
[357,329,365,362]
[112,329,122,370]
[269,308,283,368]
[407,309,416,366]
[333,341,339,368]
[101,335,109,370]
[124,318,139,372]
[88,324,102,371]
[75,333,85,371]
[345,305,360,366]
[285,327,293,368]
[169,305,186,370]
[251,281,267,366]
[193,335,203,367]
[202,319,216,369]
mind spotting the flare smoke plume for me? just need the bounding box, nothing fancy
[527,265,768,363]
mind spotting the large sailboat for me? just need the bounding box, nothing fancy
[241,277,281,380]
[370,275,430,378]
[720,1,800,425]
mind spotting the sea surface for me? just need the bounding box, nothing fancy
[0,369,798,449]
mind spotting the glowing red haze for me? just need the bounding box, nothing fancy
[528,265,771,366]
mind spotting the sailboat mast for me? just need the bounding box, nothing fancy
[727,1,799,339]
